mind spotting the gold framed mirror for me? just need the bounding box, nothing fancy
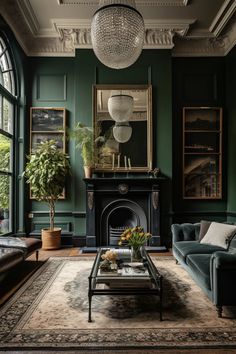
[93,84,152,172]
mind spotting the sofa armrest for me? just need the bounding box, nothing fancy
[211,251,236,306]
[211,251,236,269]
[171,223,200,243]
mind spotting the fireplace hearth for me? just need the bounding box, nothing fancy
[84,177,164,247]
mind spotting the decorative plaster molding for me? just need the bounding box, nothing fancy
[58,0,189,6]
[16,0,39,36]
[56,23,191,51]
[209,0,236,36]
[144,29,175,48]
[172,35,229,57]
[173,10,236,57]
[2,0,236,57]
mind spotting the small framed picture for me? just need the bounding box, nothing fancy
[31,108,65,132]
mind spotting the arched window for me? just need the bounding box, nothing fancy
[0,34,17,235]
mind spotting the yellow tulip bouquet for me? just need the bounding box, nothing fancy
[118,226,152,261]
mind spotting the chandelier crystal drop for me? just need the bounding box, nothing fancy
[108,94,134,122]
[91,0,145,69]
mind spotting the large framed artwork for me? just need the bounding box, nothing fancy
[29,107,66,199]
[183,107,222,199]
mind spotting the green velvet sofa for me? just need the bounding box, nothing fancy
[171,222,236,318]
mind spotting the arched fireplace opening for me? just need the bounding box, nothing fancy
[101,199,147,246]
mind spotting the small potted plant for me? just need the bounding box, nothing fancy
[69,122,93,178]
[23,140,71,250]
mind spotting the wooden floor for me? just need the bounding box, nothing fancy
[29,247,173,261]
[2,247,236,354]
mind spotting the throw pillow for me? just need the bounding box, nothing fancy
[200,222,236,249]
[199,220,212,242]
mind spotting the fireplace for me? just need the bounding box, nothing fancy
[84,177,162,247]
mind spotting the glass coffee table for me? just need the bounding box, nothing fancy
[88,247,163,322]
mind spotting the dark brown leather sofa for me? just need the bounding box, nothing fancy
[0,237,42,276]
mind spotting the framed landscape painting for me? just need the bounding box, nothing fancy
[30,107,66,153]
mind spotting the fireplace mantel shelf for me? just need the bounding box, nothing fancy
[83,176,166,183]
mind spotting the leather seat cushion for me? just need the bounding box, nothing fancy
[0,248,24,275]
[186,254,212,290]
[173,241,225,263]
[0,237,42,256]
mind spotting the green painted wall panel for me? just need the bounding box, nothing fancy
[226,47,236,216]
[27,49,173,239]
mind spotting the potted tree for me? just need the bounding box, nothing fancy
[23,140,71,250]
[69,122,94,178]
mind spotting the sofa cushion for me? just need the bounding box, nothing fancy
[200,222,236,249]
[0,236,42,257]
[173,241,225,263]
[186,254,212,290]
[0,237,27,248]
[199,220,212,241]
[0,248,24,275]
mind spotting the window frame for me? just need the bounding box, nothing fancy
[0,32,18,235]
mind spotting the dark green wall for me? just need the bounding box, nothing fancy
[27,49,173,243]
[172,57,227,224]
[226,47,236,220]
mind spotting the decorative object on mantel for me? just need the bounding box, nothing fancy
[23,140,71,250]
[91,0,145,69]
[148,167,160,178]
[68,122,94,178]
[118,226,152,262]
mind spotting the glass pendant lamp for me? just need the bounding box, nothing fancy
[108,94,134,122]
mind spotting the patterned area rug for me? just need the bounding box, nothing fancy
[0,256,236,350]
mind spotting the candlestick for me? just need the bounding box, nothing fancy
[112,153,115,170]
[149,161,152,171]
[124,155,127,170]
[128,158,131,170]
[117,154,120,168]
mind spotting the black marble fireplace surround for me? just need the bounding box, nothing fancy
[84,177,164,247]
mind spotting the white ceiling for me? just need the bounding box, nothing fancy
[0,0,236,57]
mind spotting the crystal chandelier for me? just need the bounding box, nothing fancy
[91,0,145,69]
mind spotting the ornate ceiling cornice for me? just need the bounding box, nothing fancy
[0,0,236,57]
[57,0,189,6]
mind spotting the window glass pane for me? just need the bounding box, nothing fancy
[0,175,11,234]
[0,40,15,95]
[0,135,11,172]
[3,72,12,93]
[0,95,2,129]
[3,98,13,133]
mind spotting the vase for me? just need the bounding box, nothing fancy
[131,245,142,262]
[84,166,93,178]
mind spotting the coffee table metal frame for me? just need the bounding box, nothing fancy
[88,247,163,322]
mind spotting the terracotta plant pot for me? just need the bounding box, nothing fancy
[41,227,61,250]
[84,166,93,178]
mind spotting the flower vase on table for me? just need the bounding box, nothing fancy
[131,245,142,262]
[118,226,152,263]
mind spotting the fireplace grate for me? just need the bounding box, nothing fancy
[109,226,128,246]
